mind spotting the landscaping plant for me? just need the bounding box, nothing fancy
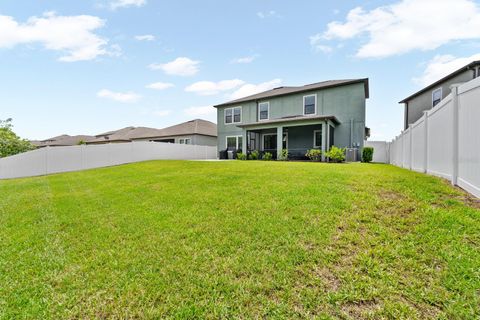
[325,146,346,163]
[278,149,289,161]
[262,152,273,161]
[249,150,260,160]
[362,147,374,163]
[236,152,247,160]
[305,149,322,161]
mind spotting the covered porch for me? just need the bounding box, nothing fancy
[237,116,339,160]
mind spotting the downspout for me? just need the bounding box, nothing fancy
[350,119,354,148]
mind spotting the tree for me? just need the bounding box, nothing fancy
[0,118,35,158]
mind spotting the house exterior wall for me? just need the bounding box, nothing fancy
[216,82,366,152]
[404,70,475,128]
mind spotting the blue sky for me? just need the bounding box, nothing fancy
[2,0,480,140]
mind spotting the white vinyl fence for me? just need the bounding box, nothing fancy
[0,141,217,179]
[388,77,480,198]
[363,141,390,163]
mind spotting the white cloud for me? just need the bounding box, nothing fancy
[146,82,174,90]
[229,79,282,100]
[185,79,245,96]
[0,12,111,62]
[257,10,280,19]
[97,89,141,103]
[152,110,171,117]
[414,53,480,86]
[231,55,257,64]
[313,0,480,58]
[149,57,200,76]
[110,0,146,10]
[184,106,216,117]
[135,34,155,41]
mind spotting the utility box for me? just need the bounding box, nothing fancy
[345,148,358,162]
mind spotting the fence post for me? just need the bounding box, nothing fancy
[423,111,428,173]
[451,85,460,186]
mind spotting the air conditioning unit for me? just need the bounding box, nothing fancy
[345,148,358,162]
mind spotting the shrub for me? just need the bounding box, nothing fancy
[305,149,322,161]
[325,146,346,163]
[249,150,260,160]
[262,152,273,161]
[278,149,289,161]
[362,147,374,163]
[236,152,247,160]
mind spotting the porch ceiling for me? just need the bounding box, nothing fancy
[236,115,340,128]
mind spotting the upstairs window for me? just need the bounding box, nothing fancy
[258,102,269,120]
[303,94,316,115]
[225,107,242,124]
[432,88,442,107]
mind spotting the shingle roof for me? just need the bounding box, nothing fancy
[87,119,217,143]
[214,78,369,107]
[131,119,217,140]
[31,135,95,147]
[399,60,480,103]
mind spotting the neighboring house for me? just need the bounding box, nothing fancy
[399,61,480,129]
[131,119,217,146]
[214,79,369,160]
[31,134,95,148]
[86,119,217,146]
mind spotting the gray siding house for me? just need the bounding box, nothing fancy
[214,79,369,160]
[400,61,480,129]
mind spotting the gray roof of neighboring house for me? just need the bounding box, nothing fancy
[399,60,480,103]
[213,78,369,107]
[31,134,95,147]
[131,119,217,140]
[87,119,217,144]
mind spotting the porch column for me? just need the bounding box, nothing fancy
[242,129,247,154]
[321,121,327,161]
[276,126,283,159]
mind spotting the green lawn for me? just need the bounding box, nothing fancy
[0,161,479,319]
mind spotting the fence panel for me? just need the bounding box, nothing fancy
[411,119,426,172]
[402,129,411,169]
[458,77,480,197]
[0,142,217,179]
[363,141,390,163]
[426,95,453,179]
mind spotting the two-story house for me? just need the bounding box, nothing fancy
[399,60,480,129]
[214,79,369,160]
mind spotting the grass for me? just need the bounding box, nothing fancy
[0,160,479,319]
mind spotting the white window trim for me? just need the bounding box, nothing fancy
[258,101,270,121]
[313,129,322,148]
[224,106,242,125]
[226,135,242,149]
[184,138,191,145]
[303,94,317,116]
[432,87,442,107]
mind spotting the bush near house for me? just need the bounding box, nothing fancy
[362,147,374,163]
[325,146,346,163]
[305,149,322,161]
[278,149,289,161]
[236,152,247,160]
[249,150,260,160]
[262,152,273,161]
